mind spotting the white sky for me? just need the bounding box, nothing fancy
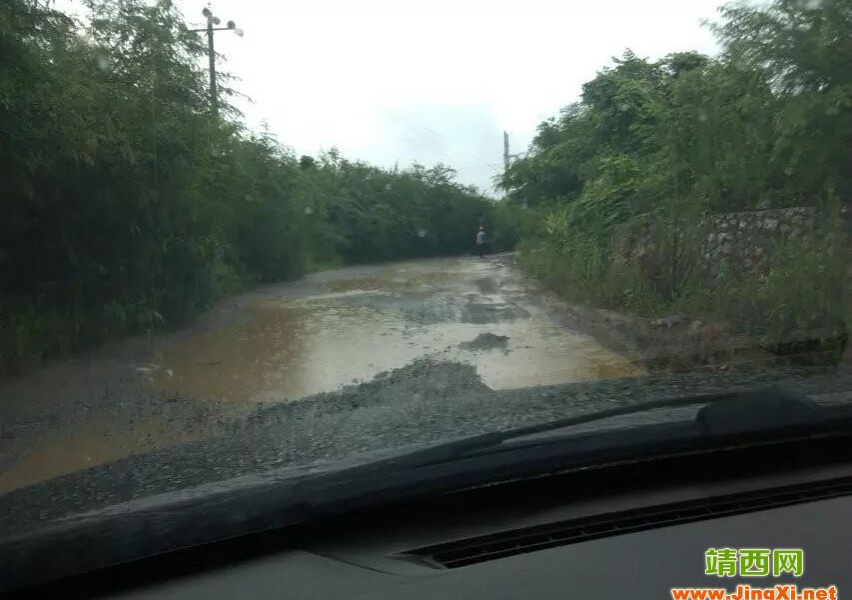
[101,0,728,192]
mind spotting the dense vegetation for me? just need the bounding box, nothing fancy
[501,0,850,344]
[0,0,511,371]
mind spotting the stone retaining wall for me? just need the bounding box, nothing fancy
[613,206,819,278]
[610,206,848,368]
[699,207,816,275]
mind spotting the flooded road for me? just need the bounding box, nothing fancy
[0,253,642,493]
[148,255,641,402]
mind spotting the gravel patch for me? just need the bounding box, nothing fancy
[0,358,840,535]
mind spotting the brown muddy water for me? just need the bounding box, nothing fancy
[0,254,642,492]
[147,255,641,401]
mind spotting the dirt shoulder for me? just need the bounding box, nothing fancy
[509,252,844,374]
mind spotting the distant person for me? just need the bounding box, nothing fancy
[476,225,488,258]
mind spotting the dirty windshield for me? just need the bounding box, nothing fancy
[1,0,849,529]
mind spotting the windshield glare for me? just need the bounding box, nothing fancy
[0,0,849,531]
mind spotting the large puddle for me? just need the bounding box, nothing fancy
[148,257,643,403]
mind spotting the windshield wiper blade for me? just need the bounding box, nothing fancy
[382,387,825,471]
[0,388,835,594]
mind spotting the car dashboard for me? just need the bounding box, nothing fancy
[12,435,851,600]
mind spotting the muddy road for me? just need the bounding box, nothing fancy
[149,254,643,402]
[0,253,643,494]
[2,253,845,531]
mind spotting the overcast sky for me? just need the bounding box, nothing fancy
[173,0,724,193]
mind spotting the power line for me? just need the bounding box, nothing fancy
[379,106,495,168]
[393,134,501,175]
[381,106,452,144]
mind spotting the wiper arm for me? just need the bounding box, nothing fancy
[383,387,825,471]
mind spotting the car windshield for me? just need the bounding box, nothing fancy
[0,0,849,533]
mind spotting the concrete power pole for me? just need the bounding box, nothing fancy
[190,6,243,116]
[503,131,510,170]
[206,10,217,115]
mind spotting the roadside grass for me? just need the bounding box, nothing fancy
[519,217,848,357]
[1,298,167,373]
[1,256,244,374]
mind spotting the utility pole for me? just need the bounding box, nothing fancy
[206,10,217,114]
[189,5,243,116]
[503,130,523,170]
[503,131,510,170]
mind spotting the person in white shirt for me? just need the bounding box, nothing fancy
[475,226,488,257]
